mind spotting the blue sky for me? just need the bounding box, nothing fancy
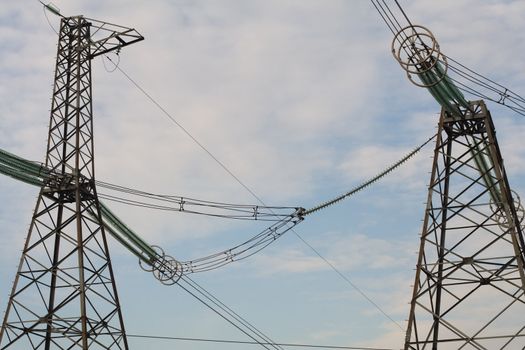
[1,1,525,349]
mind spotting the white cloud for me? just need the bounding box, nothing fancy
[251,231,414,275]
[338,141,433,193]
[1,1,525,349]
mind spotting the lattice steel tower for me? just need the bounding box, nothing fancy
[405,101,525,349]
[391,26,525,349]
[0,15,143,349]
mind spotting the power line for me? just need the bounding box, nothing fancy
[95,179,298,221]
[39,6,415,333]
[110,59,408,332]
[393,0,414,28]
[289,229,406,332]
[178,275,284,350]
[370,0,525,118]
[32,1,524,346]
[106,56,268,208]
[127,333,399,350]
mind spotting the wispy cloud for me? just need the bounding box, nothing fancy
[251,231,414,275]
[1,1,525,349]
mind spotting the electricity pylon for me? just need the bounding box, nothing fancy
[404,100,525,349]
[0,15,143,349]
[389,24,525,349]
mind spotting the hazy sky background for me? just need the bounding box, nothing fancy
[1,1,525,349]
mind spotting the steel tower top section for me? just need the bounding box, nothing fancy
[0,13,143,350]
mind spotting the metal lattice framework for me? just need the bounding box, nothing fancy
[405,100,525,349]
[0,16,142,349]
[2,4,525,349]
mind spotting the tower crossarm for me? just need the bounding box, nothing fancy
[84,17,144,59]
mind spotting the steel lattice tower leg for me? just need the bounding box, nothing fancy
[404,101,525,349]
[0,17,129,349]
